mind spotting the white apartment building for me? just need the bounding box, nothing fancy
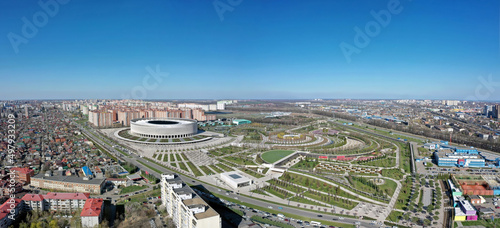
[161,173,221,228]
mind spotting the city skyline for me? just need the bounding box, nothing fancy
[1,0,499,100]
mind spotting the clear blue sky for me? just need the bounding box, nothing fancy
[1,0,499,100]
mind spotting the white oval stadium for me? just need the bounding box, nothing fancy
[130,118,198,138]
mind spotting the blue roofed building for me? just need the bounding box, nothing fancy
[82,166,93,177]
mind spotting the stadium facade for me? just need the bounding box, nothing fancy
[130,118,198,139]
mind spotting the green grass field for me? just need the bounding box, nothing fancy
[261,150,294,163]
[120,185,148,194]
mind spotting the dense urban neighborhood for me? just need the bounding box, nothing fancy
[0,99,498,228]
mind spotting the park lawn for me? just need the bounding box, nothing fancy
[359,157,396,167]
[394,177,414,210]
[186,162,203,176]
[262,186,290,199]
[178,162,189,172]
[223,156,257,166]
[291,159,319,170]
[120,185,148,194]
[302,190,357,210]
[379,178,398,197]
[261,150,294,163]
[209,165,223,173]
[280,172,359,201]
[461,219,500,227]
[199,166,215,175]
[181,153,188,160]
[250,188,269,196]
[241,168,264,178]
[163,154,168,162]
[170,154,175,161]
[350,177,397,197]
[175,154,182,161]
[117,188,161,205]
[170,163,177,167]
[216,163,234,172]
[288,196,325,207]
[387,211,404,222]
[268,179,306,194]
[381,168,405,180]
[262,168,269,174]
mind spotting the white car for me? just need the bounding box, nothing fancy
[268,206,273,209]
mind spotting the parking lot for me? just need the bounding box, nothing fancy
[474,196,500,217]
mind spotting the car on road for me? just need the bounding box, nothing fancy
[338,217,344,220]
[317,215,322,217]
[278,207,283,210]
[268,206,273,209]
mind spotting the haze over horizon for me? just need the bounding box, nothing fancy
[1,0,499,100]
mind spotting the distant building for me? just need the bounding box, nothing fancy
[469,195,485,204]
[444,100,459,106]
[232,119,251,125]
[423,143,437,150]
[106,178,132,187]
[22,194,46,212]
[31,173,105,194]
[485,105,493,117]
[217,100,233,110]
[161,173,221,228]
[81,198,104,228]
[434,150,485,167]
[494,104,499,119]
[454,200,477,221]
[10,167,35,184]
[448,179,463,197]
[220,171,252,189]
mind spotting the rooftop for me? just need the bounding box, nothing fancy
[221,171,252,184]
[0,199,22,220]
[33,173,105,185]
[44,192,90,200]
[182,198,219,220]
[81,198,103,217]
[22,194,44,201]
[460,200,476,211]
